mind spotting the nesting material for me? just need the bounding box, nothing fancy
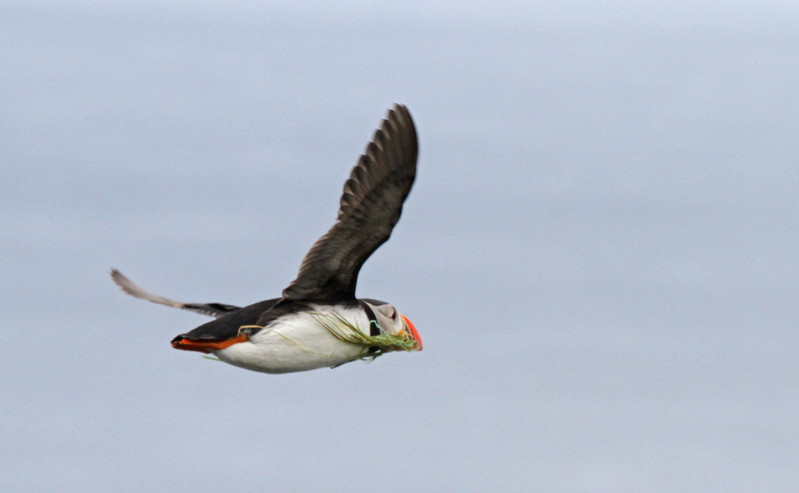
[310,311,418,360]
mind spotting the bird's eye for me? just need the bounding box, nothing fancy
[390,309,397,321]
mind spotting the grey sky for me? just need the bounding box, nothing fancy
[3,1,798,491]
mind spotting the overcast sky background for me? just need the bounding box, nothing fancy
[3,1,799,491]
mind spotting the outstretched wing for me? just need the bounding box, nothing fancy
[281,104,418,302]
[110,269,240,318]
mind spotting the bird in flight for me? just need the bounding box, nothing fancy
[112,104,422,374]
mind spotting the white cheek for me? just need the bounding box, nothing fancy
[384,317,403,335]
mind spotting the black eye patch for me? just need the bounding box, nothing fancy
[358,300,381,337]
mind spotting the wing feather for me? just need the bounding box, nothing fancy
[281,104,418,301]
[110,269,240,318]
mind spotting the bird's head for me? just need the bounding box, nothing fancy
[361,299,422,351]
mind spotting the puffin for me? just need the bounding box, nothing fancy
[112,104,421,374]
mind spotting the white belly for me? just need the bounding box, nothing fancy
[212,306,369,374]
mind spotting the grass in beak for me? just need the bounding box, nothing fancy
[310,311,418,360]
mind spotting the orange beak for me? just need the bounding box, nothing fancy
[400,314,422,351]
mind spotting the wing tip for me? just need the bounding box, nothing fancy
[110,268,139,297]
[387,103,418,159]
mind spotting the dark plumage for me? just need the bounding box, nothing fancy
[282,104,418,302]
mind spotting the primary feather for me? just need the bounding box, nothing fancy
[281,104,418,302]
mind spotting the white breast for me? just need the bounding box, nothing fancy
[212,305,370,374]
